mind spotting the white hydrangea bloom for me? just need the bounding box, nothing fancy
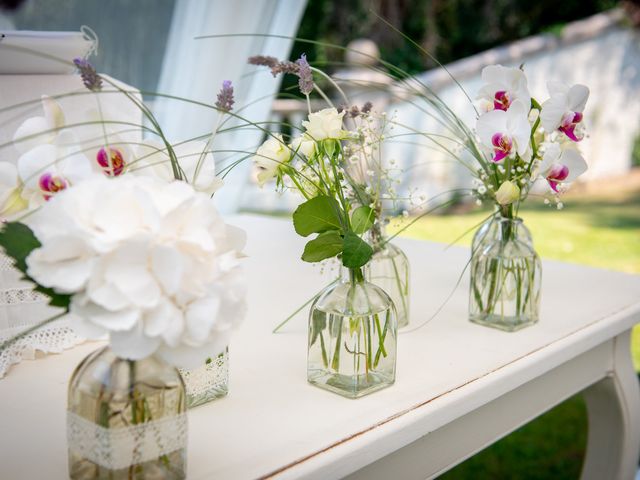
[24,175,246,368]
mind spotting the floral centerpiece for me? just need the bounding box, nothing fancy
[0,57,248,478]
[466,65,590,330]
[0,174,246,479]
[1,59,239,406]
[249,54,398,398]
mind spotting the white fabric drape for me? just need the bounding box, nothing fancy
[153,0,308,212]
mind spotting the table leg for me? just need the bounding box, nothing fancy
[581,331,640,480]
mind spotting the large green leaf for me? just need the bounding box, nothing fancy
[351,205,375,234]
[0,222,40,272]
[0,222,71,309]
[301,230,343,263]
[342,231,373,268]
[293,196,343,237]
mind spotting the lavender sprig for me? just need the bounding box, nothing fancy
[73,58,102,92]
[295,54,314,95]
[248,53,314,95]
[248,55,297,77]
[215,80,235,112]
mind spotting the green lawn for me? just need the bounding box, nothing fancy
[391,189,640,479]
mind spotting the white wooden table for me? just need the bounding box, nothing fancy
[1,214,639,479]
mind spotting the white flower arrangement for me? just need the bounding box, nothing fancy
[1,95,222,220]
[471,64,590,215]
[2,174,246,368]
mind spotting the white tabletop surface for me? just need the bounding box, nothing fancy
[1,214,639,479]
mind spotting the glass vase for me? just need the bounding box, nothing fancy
[472,213,533,253]
[67,346,187,479]
[307,267,397,398]
[364,225,410,328]
[179,347,229,408]
[469,217,541,331]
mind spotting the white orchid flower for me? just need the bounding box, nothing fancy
[540,81,589,142]
[12,95,65,154]
[253,134,291,186]
[476,100,531,162]
[12,97,95,205]
[301,107,348,141]
[538,142,587,192]
[75,104,140,176]
[16,136,93,206]
[132,138,222,194]
[476,65,531,112]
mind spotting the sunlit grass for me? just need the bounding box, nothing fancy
[393,191,640,274]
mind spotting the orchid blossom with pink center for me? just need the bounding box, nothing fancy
[490,132,513,162]
[97,146,126,176]
[13,97,94,207]
[476,100,531,162]
[540,81,589,142]
[38,172,69,200]
[538,143,588,192]
[476,65,531,113]
[558,111,584,142]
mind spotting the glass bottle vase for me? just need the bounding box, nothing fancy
[472,213,533,253]
[67,346,187,479]
[179,347,229,408]
[363,226,410,328]
[469,217,541,331]
[307,267,397,398]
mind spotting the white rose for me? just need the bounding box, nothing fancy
[253,134,290,186]
[290,135,317,157]
[301,108,347,141]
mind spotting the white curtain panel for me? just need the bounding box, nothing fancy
[153,0,308,213]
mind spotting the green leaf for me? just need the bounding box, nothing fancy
[301,230,343,263]
[351,206,375,234]
[0,222,71,309]
[293,196,343,237]
[342,231,373,268]
[0,222,40,272]
[309,309,326,348]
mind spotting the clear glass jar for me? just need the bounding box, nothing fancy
[67,346,187,479]
[472,213,533,253]
[469,217,541,331]
[179,347,229,408]
[307,267,397,398]
[364,224,410,328]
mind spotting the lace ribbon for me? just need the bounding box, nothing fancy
[67,412,188,470]
[0,253,84,377]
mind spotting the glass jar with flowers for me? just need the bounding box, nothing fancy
[249,54,398,397]
[0,175,247,478]
[465,65,590,330]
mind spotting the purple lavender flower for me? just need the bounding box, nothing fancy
[248,55,279,69]
[295,54,314,95]
[248,55,298,77]
[215,80,235,112]
[73,57,102,91]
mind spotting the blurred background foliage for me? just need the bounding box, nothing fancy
[290,0,619,75]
